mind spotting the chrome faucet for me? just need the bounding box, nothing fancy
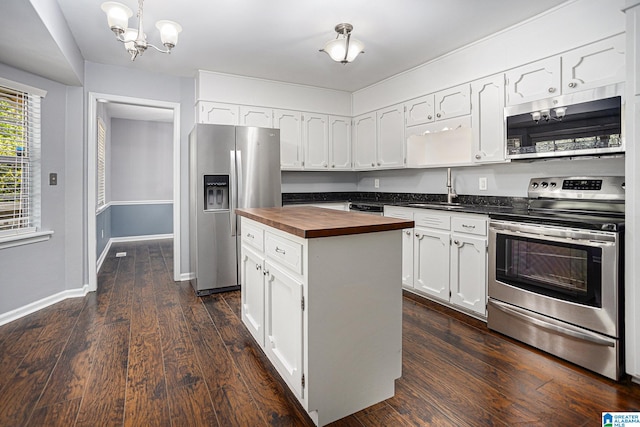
[446,167,458,204]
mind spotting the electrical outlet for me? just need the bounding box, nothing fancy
[479,177,488,191]
[374,178,380,189]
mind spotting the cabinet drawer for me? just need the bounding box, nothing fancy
[384,206,414,221]
[265,232,303,274]
[242,222,264,251]
[451,216,487,236]
[414,211,450,230]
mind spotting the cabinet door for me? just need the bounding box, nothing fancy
[198,101,239,125]
[505,57,561,105]
[434,84,471,120]
[240,106,273,128]
[377,104,406,169]
[241,246,265,346]
[264,261,304,398]
[405,94,435,127]
[471,75,506,163]
[274,109,303,170]
[401,228,414,287]
[352,113,377,169]
[413,228,450,300]
[328,116,352,170]
[450,234,487,316]
[562,35,625,95]
[303,113,329,170]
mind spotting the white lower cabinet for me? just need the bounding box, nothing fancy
[385,206,488,318]
[264,260,304,398]
[240,217,402,426]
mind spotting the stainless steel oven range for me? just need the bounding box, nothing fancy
[488,176,624,380]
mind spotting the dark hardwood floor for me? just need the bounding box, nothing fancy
[1,239,639,426]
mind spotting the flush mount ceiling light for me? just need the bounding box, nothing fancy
[101,0,182,61]
[320,23,365,64]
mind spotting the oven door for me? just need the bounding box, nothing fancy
[488,220,620,337]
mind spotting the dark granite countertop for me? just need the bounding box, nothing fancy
[282,192,528,216]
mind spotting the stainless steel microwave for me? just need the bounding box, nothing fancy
[505,84,624,160]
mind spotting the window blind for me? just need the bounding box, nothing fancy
[97,118,106,208]
[0,84,41,235]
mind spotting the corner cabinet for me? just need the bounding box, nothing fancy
[239,216,403,426]
[384,206,488,318]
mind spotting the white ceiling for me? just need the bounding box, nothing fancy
[42,0,568,92]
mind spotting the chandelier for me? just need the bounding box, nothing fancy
[101,0,182,61]
[320,23,365,64]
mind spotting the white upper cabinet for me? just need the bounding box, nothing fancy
[303,113,330,170]
[239,106,273,128]
[434,84,471,120]
[274,109,304,170]
[197,101,239,125]
[471,74,506,164]
[328,116,352,170]
[376,103,405,169]
[505,57,561,106]
[561,34,625,95]
[506,35,625,106]
[352,113,377,169]
[405,94,435,127]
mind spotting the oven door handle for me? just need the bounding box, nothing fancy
[490,227,616,248]
[489,299,615,347]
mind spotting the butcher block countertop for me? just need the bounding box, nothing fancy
[235,206,414,238]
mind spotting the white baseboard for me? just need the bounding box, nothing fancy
[0,284,90,327]
[97,234,173,273]
[180,272,194,282]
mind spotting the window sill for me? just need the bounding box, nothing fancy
[0,230,54,250]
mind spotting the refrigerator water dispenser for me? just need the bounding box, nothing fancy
[204,175,229,210]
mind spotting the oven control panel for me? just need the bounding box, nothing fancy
[528,176,625,200]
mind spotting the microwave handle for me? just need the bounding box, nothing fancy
[489,299,615,347]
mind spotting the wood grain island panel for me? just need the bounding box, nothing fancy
[235,206,414,238]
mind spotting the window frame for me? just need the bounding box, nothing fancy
[0,77,51,249]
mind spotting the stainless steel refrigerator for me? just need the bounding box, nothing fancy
[189,124,281,295]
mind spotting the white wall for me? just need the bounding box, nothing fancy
[352,0,626,115]
[356,157,625,196]
[110,119,173,201]
[0,62,84,316]
[197,70,352,117]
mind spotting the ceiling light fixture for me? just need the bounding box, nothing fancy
[101,0,182,61]
[320,23,365,64]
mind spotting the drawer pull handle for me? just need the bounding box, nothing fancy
[247,233,254,239]
[462,224,476,229]
[275,247,286,254]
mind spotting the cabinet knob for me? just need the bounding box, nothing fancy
[454,240,460,246]
[255,264,262,271]
[436,113,442,118]
[475,154,481,160]
[405,230,411,235]
[428,115,433,120]
[548,87,556,93]
[415,233,421,238]
[371,162,375,167]
[263,269,269,276]
[377,162,381,166]
[568,82,577,88]
[331,164,335,168]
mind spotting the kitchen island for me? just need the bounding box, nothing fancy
[235,206,413,426]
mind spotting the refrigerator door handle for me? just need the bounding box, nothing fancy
[230,150,237,236]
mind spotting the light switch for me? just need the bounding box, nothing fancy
[49,173,58,186]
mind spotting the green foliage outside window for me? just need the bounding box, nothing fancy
[0,95,26,198]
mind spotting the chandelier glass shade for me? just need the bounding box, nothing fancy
[101,0,182,61]
[320,23,364,64]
